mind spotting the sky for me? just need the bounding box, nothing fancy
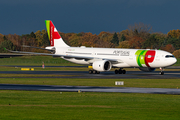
[1,0,180,35]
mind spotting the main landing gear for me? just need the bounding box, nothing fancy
[115,68,126,74]
[89,70,100,74]
[160,67,164,75]
[88,68,126,74]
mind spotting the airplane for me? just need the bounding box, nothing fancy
[7,20,177,75]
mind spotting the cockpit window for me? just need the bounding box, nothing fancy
[165,55,175,58]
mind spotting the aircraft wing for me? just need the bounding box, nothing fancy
[6,48,123,64]
[5,48,59,56]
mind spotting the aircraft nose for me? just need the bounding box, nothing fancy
[165,56,177,67]
[173,57,177,64]
[170,57,177,66]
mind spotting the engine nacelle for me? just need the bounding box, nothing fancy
[92,60,112,72]
[139,67,156,72]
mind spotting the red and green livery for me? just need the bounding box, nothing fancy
[135,50,156,67]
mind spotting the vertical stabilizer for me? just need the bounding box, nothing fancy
[45,20,69,47]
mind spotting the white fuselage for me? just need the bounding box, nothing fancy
[43,20,177,74]
[55,47,177,68]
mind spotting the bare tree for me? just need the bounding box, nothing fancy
[128,23,152,39]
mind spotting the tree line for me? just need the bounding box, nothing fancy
[1,23,180,58]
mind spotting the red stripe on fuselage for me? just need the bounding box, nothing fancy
[145,50,155,67]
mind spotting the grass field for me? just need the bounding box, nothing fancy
[0,77,180,119]
[0,91,180,120]
[0,78,180,88]
[0,56,180,120]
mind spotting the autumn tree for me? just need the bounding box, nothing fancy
[110,32,119,46]
[60,32,74,46]
[173,49,180,58]
[30,32,36,38]
[142,34,163,49]
[0,34,4,43]
[21,33,36,46]
[129,36,145,49]
[7,34,21,51]
[120,34,126,42]
[161,44,175,53]
[69,33,82,46]
[35,30,43,47]
[154,33,166,48]
[119,30,131,41]
[81,32,99,47]
[42,32,50,47]
[165,36,180,50]
[3,36,7,41]
[98,32,113,43]
[20,34,31,51]
[0,40,16,53]
[118,41,130,48]
[167,29,180,39]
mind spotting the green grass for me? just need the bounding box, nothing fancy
[0,91,180,120]
[0,56,78,66]
[0,78,180,88]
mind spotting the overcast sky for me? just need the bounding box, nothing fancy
[1,0,180,35]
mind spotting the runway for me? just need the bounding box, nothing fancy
[1,84,180,95]
[0,67,179,94]
[0,70,179,79]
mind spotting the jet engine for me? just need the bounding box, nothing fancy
[92,60,112,72]
[139,67,156,72]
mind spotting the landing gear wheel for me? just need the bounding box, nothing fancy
[114,69,126,74]
[89,70,93,74]
[122,70,126,74]
[118,69,123,74]
[115,70,119,74]
[160,71,164,75]
[93,70,97,74]
[91,70,100,74]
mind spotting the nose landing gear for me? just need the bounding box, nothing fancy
[160,67,164,75]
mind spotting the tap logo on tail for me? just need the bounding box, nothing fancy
[45,20,61,46]
[135,50,155,67]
